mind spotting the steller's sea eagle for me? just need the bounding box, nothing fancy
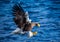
[11,3,40,37]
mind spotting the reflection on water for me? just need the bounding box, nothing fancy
[0,0,60,42]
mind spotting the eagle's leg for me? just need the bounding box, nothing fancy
[28,31,37,37]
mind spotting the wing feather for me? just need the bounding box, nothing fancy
[12,3,27,28]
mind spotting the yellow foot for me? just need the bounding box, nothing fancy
[32,31,37,35]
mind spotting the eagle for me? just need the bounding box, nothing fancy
[11,3,40,37]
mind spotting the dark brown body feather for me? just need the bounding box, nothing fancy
[23,23,32,31]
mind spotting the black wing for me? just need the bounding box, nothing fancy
[12,3,27,28]
[12,3,25,16]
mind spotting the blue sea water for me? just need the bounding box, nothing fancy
[0,0,60,42]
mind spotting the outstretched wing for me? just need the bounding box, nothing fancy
[12,3,27,28]
[12,3,25,16]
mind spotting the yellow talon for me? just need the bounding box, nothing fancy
[33,32,37,35]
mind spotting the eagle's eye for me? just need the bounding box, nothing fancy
[36,23,40,27]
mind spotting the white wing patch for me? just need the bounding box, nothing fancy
[25,11,32,23]
[11,28,25,34]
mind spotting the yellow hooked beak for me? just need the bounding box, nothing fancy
[37,23,40,27]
